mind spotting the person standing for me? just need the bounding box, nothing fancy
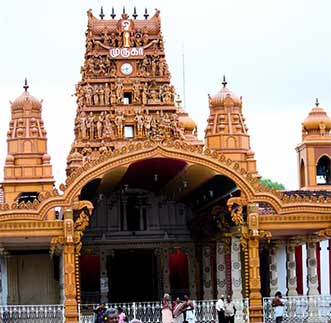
[117,307,127,323]
[224,296,236,323]
[173,297,185,323]
[94,303,107,323]
[272,291,285,323]
[162,293,173,323]
[183,295,196,323]
[215,295,225,323]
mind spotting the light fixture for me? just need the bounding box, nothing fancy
[183,181,188,189]
[209,190,214,198]
[154,174,158,182]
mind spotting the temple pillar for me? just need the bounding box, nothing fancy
[0,254,8,305]
[162,247,170,294]
[246,203,263,323]
[269,241,279,296]
[307,238,319,296]
[286,241,298,296]
[202,245,213,299]
[248,236,262,323]
[59,250,65,304]
[63,209,79,323]
[231,236,243,299]
[184,246,197,299]
[216,241,227,298]
[100,249,109,303]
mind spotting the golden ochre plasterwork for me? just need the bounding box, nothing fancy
[0,140,330,224]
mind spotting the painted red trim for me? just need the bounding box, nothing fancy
[295,246,303,295]
[226,253,232,295]
[316,242,321,294]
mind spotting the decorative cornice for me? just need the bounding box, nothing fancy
[0,140,329,223]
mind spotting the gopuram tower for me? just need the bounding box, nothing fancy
[66,8,202,175]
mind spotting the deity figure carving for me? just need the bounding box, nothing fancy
[134,29,143,46]
[142,29,149,46]
[93,85,99,105]
[103,112,115,139]
[114,111,125,138]
[151,59,157,76]
[79,112,87,139]
[99,140,108,154]
[115,80,124,104]
[96,112,104,139]
[142,83,148,105]
[86,112,95,140]
[98,86,105,105]
[135,111,144,137]
[144,113,152,137]
[85,84,93,106]
[104,83,111,105]
[109,32,117,47]
[133,80,141,103]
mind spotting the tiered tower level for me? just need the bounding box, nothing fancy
[67,9,202,175]
[205,77,258,176]
[2,80,54,204]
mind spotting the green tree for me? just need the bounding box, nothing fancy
[259,177,286,190]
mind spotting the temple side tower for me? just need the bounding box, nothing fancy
[296,99,331,189]
[66,8,202,175]
[204,77,258,176]
[1,80,54,204]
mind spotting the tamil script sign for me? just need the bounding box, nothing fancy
[110,47,144,58]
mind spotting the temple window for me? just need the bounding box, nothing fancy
[316,155,331,185]
[123,92,132,104]
[124,125,134,138]
[300,159,305,187]
[17,191,39,204]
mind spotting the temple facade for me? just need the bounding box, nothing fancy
[0,8,330,323]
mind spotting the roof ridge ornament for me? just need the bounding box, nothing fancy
[23,78,29,92]
[111,7,116,19]
[315,98,319,107]
[222,75,227,88]
[133,6,138,20]
[144,8,149,20]
[99,6,105,20]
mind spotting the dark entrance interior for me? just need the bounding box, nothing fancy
[109,249,158,302]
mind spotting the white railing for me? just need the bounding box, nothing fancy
[79,299,250,323]
[0,304,64,323]
[263,295,331,323]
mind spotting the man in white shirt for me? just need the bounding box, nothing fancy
[215,295,225,323]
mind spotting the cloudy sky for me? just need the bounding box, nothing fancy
[0,0,330,190]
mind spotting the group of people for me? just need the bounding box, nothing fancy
[94,304,128,323]
[215,295,237,323]
[162,294,196,323]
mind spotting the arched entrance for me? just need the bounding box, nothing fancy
[77,155,240,303]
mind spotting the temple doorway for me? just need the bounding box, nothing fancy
[109,249,159,302]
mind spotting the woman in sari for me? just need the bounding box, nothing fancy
[162,293,173,323]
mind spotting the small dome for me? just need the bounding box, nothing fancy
[42,153,51,162]
[5,154,14,164]
[178,115,197,131]
[11,81,41,112]
[303,99,331,132]
[67,150,83,162]
[209,78,241,108]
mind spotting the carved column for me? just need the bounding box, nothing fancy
[307,239,319,296]
[202,245,213,299]
[231,236,243,299]
[269,241,279,297]
[63,209,79,323]
[286,241,298,296]
[59,250,65,304]
[246,203,263,323]
[216,241,227,298]
[184,246,197,299]
[161,247,170,294]
[100,249,109,303]
[248,237,262,323]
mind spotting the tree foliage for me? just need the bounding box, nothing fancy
[259,177,286,190]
